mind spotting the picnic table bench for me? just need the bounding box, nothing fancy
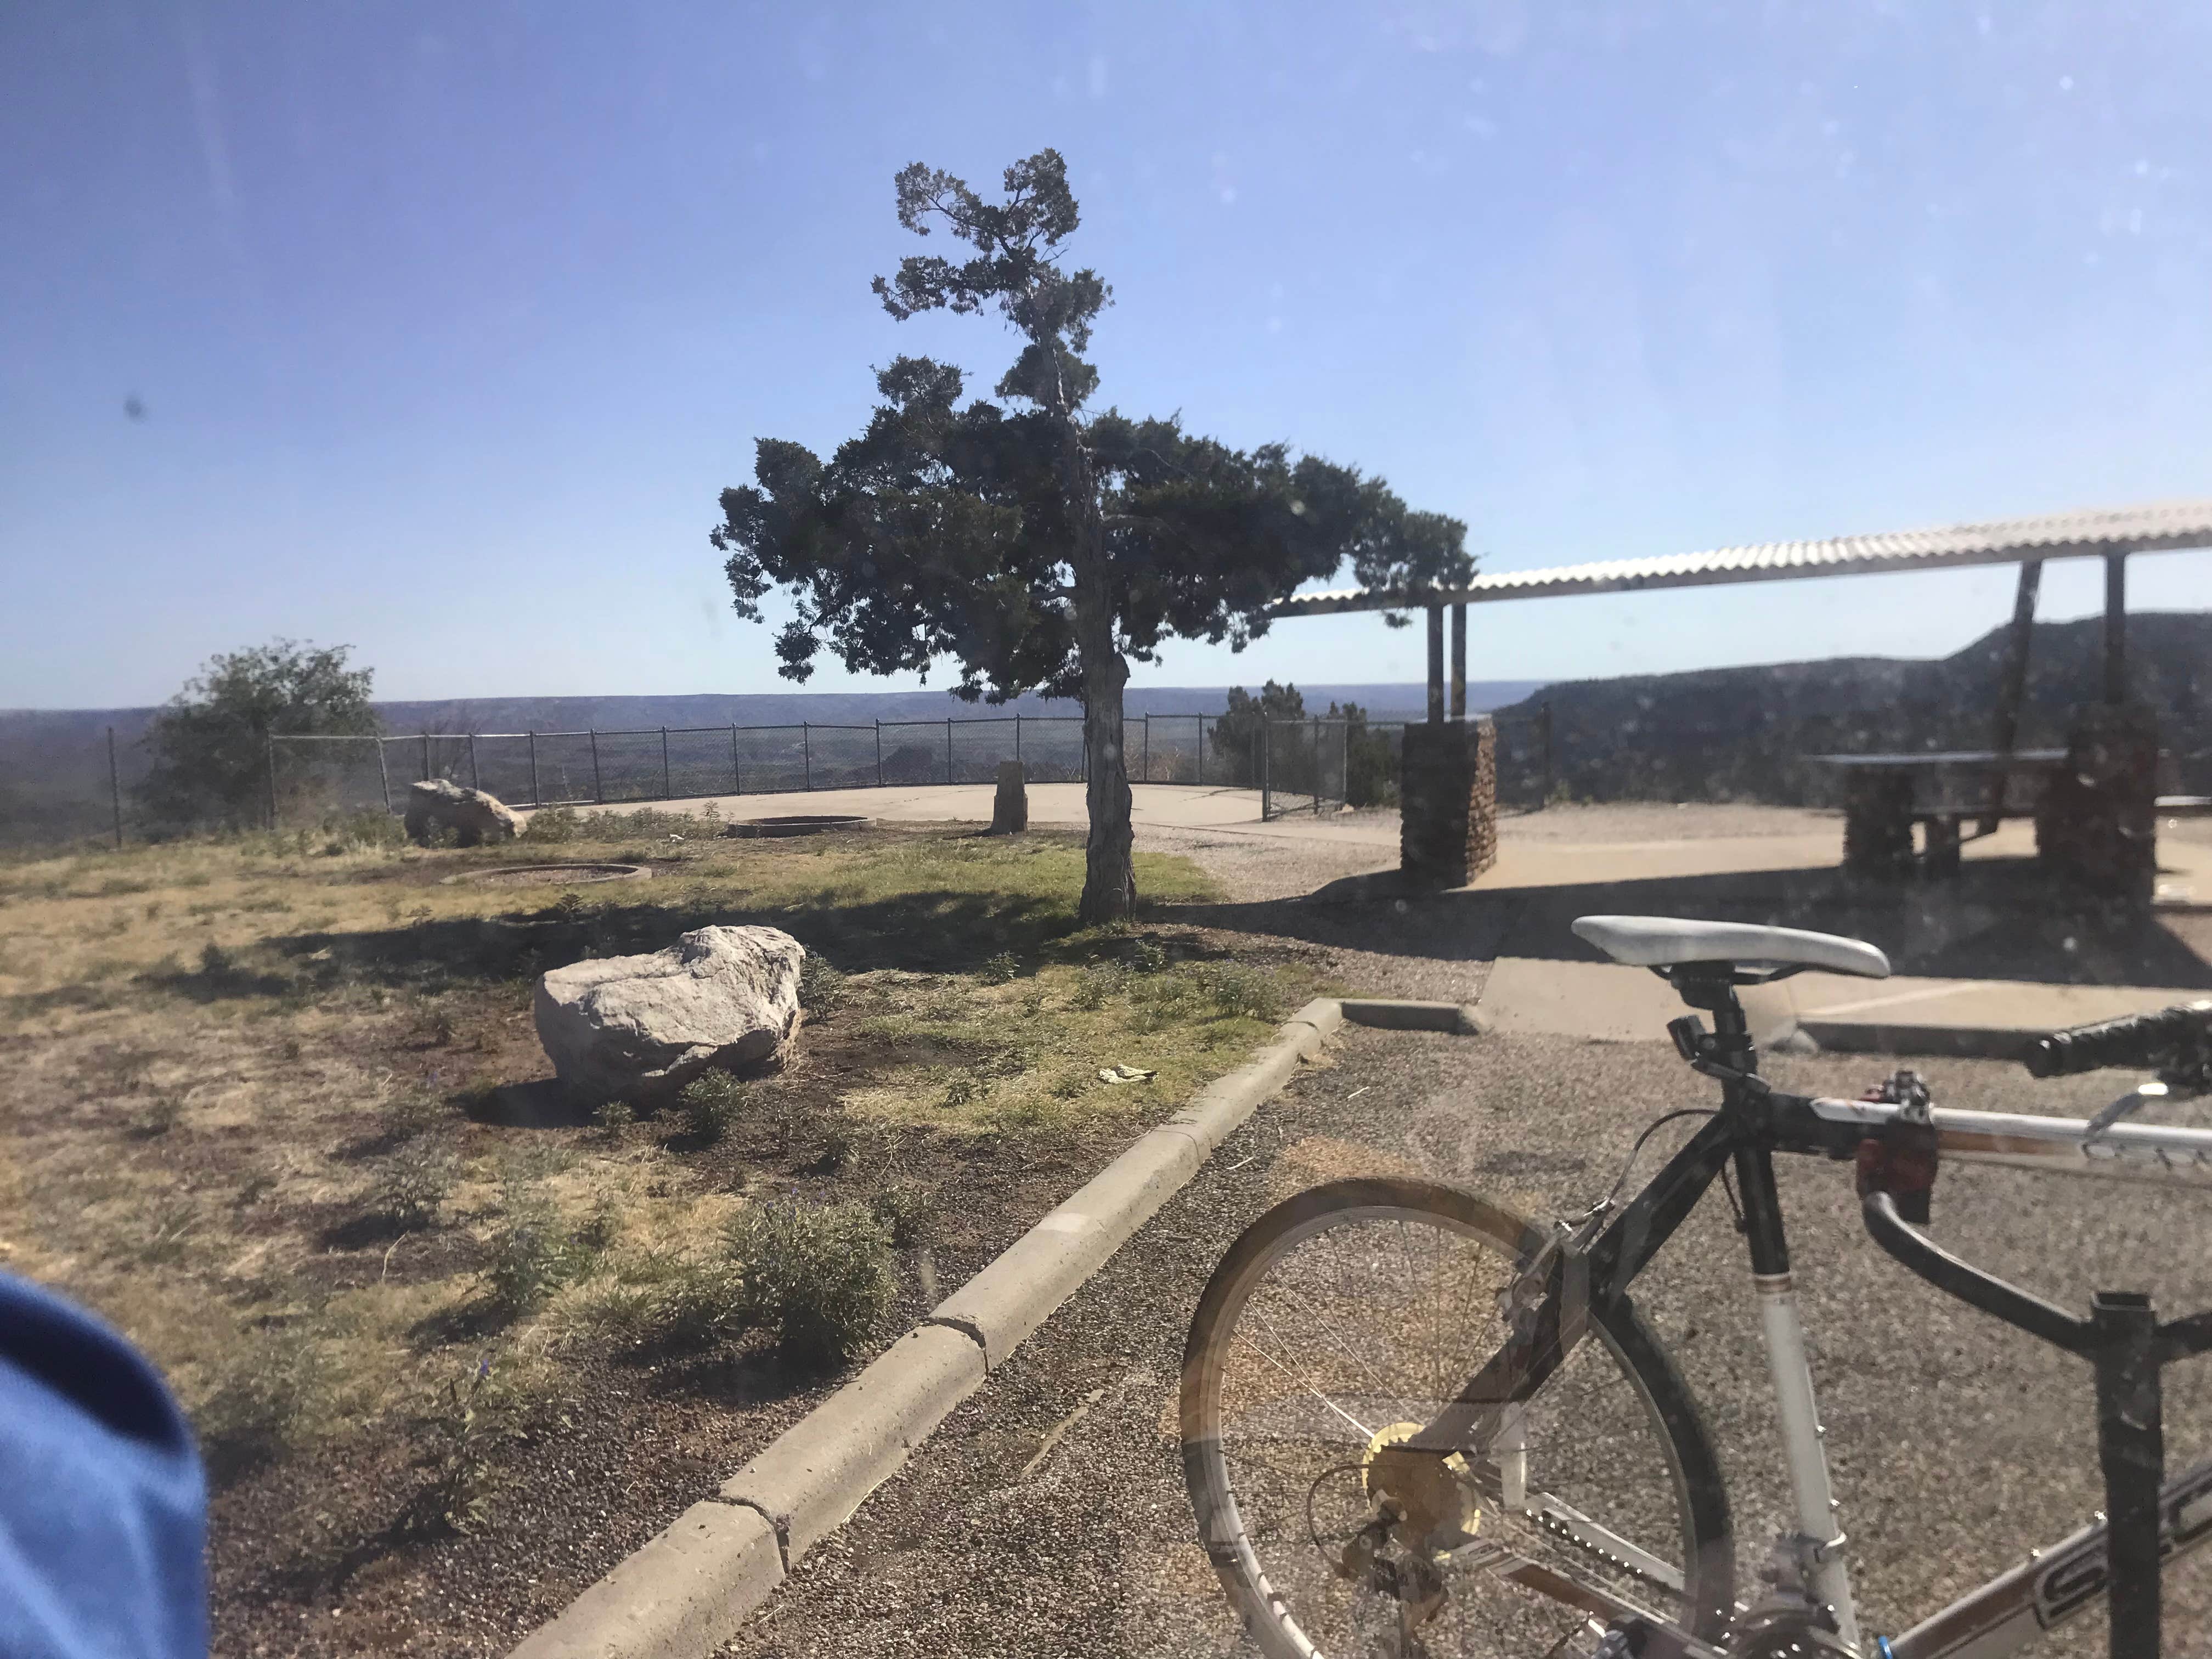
[1814,749,2069,877]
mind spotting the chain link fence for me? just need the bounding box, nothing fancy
[258,713,1275,831]
[1260,705,1558,819]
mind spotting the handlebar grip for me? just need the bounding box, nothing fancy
[2023,1001,2212,1079]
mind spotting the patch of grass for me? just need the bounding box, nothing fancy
[194,1327,328,1482]
[578,1252,747,1352]
[867,1178,933,1247]
[481,1193,578,1319]
[727,1198,894,1368]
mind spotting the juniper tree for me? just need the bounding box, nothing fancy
[714,150,1468,923]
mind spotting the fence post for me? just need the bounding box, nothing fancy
[467,731,481,792]
[527,732,539,807]
[107,726,123,849]
[1261,721,1271,819]
[1341,719,1350,812]
[803,723,812,792]
[376,737,393,815]
[1015,712,1022,765]
[1142,714,1150,784]
[1539,702,1555,807]
[874,720,883,787]
[730,725,741,795]
[421,732,432,782]
[946,717,953,785]
[589,729,602,804]
[266,738,280,831]
[1200,716,1207,786]
[1312,715,1322,815]
[661,727,672,799]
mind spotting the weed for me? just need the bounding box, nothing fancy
[134,1196,201,1265]
[676,1070,749,1145]
[941,1073,979,1109]
[378,1090,443,1144]
[1126,937,1169,974]
[400,1359,514,1537]
[1194,962,1285,1022]
[867,1178,932,1247]
[524,807,584,844]
[482,1195,575,1319]
[978,951,1019,985]
[798,954,847,1014]
[368,1143,454,1232]
[195,1327,326,1482]
[580,1254,745,1352]
[1070,963,1127,1010]
[593,1099,635,1142]
[726,1198,894,1368]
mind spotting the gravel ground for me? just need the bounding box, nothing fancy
[725,1024,2212,1658]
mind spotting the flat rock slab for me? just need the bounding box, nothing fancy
[534,925,804,1105]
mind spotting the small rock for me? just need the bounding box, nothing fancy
[534,925,804,1105]
[403,778,520,847]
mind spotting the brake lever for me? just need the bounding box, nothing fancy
[2084,1080,2170,1142]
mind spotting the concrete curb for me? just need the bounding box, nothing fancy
[507,994,1470,1658]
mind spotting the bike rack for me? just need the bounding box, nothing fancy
[1864,1191,2212,1657]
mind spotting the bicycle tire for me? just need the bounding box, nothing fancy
[1182,1177,1734,1658]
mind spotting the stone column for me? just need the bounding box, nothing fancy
[991,760,1029,834]
[1399,718,1498,888]
[2037,704,2158,902]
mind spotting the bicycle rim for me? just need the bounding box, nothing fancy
[1182,1178,1733,1658]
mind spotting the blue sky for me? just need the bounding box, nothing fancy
[3,1,2208,709]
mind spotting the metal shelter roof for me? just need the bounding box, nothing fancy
[1269,499,2212,618]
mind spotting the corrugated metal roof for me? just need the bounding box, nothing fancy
[1271,499,2212,617]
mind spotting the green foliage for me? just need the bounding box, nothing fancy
[592,1098,635,1141]
[369,1143,453,1232]
[1192,961,1286,1022]
[868,1178,932,1246]
[676,1070,749,1144]
[798,953,847,1013]
[1327,701,1400,809]
[713,150,1468,924]
[580,1254,746,1352]
[523,806,584,843]
[139,639,381,832]
[482,1196,577,1318]
[726,1198,895,1368]
[195,1328,326,1481]
[1212,682,1306,789]
[978,950,1019,984]
[400,1361,514,1537]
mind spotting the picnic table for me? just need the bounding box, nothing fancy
[1814,749,2069,876]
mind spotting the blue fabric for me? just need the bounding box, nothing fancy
[0,1273,207,1659]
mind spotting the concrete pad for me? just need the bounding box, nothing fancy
[927,1127,1205,1369]
[507,1499,781,1659]
[719,1323,986,1564]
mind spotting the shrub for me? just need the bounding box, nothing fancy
[593,1098,635,1141]
[524,806,584,844]
[195,1328,326,1481]
[369,1143,453,1231]
[676,1070,749,1144]
[978,951,1019,985]
[1194,962,1285,1022]
[379,1090,443,1144]
[482,1199,575,1318]
[727,1199,894,1368]
[1070,963,1127,1009]
[581,1254,746,1352]
[868,1178,932,1247]
[798,954,848,1014]
[400,1361,514,1538]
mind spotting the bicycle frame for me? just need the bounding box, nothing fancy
[1401,984,2212,1658]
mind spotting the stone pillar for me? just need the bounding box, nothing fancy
[991,760,1029,834]
[1400,718,1497,888]
[2036,704,2158,901]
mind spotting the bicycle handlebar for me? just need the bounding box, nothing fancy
[2021,1000,2212,1080]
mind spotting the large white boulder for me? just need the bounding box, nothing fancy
[534,925,804,1104]
[404,778,521,847]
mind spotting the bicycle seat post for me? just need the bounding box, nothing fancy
[1666,968,1758,1080]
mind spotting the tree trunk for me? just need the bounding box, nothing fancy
[1078,643,1136,926]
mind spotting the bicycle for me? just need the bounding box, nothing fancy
[1181,915,2212,1658]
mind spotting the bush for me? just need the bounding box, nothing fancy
[523,806,584,844]
[482,1199,575,1318]
[727,1199,894,1368]
[1193,962,1285,1022]
[400,1361,514,1538]
[798,954,847,1013]
[676,1070,749,1144]
[593,1099,635,1141]
[369,1143,453,1231]
[319,810,404,854]
[195,1328,326,1481]
[581,1254,746,1352]
[978,951,1019,985]
[868,1178,932,1247]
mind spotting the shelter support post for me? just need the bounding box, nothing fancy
[1980,558,2043,833]
[1426,604,1444,724]
[2105,554,2129,706]
[1449,602,1466,719]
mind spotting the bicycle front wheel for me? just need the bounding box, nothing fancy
[1182,1178,1734,1658]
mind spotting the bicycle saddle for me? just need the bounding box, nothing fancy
[1572,915,1891,980]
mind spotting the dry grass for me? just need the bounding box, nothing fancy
[0,815,1322,1630]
